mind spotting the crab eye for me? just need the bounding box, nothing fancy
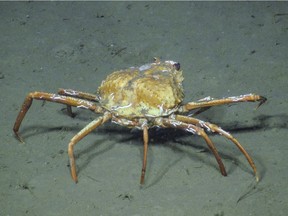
[173,62,180,71]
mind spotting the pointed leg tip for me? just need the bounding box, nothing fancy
[221,169,228,177]
[72,176,78,184]
[255,172,260,182]
[14,132,25,143]
[256,96,267,109]
[140,177,145,185]
[70,169,78,183]
[260,95,267,103]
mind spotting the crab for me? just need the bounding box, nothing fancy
[13,58,266,184]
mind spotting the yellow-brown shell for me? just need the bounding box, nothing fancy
[97,59,184,118]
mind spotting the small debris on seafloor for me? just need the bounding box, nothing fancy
[0,72,4,79]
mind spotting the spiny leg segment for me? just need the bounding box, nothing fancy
[174,93,265,181]
[140,125,149,184]
[58,88,100,117]
[13,91,104,143]
[175,115,259,181]
[160,118,227,177]
[68,112,111,183]
[180,94,266,113]
[58,88,99,102]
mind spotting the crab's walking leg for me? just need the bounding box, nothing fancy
[58,88,99,102]
[175,115,259,181]
[13,92,103,143]
[58,89,100,117]
[140,125,149,184]
[179,94,266,113]
[68,112,111,183]
[160,118,227,177]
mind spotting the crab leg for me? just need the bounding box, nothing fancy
[58,89,100,117]
[58,88,99,102]
[140,125,149,184]
[175,115,259,181]
[160,118,227,177]
[13,92,103,143]
[68,112,111,183]
[179,94,266,113]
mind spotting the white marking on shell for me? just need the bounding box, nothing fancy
[165,60,177,65]
[139,64,152,71]
[112,103,132,110]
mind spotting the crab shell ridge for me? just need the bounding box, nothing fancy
[97,60,184,118]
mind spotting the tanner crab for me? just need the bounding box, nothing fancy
[13,58,266,184]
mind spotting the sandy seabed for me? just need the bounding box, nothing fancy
[0,2,287,216]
